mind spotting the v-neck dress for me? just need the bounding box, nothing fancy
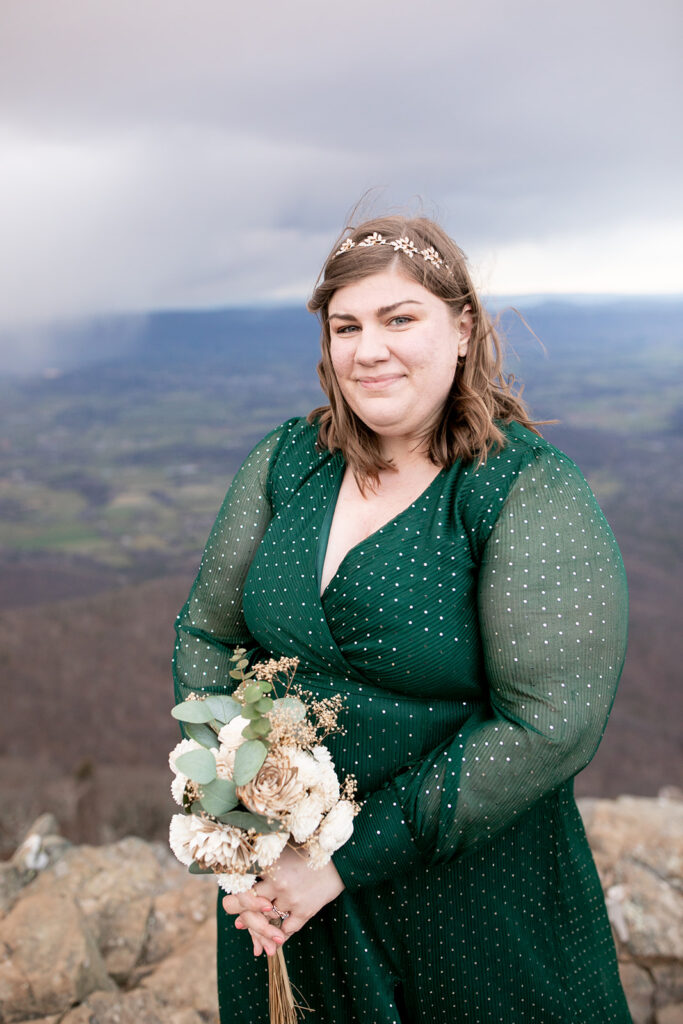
[173,416,631,1024]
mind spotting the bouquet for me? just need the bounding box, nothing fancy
[168,649,359,1023]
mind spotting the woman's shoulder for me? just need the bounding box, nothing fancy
[453,419,589,553]
[260,416,333,510]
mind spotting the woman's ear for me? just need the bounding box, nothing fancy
[457,304,473,358]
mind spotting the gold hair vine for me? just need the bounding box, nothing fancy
[334,233,449,271]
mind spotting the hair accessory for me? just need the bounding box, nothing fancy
[334,233,449,271]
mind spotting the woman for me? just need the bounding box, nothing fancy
[173,215,631,1023]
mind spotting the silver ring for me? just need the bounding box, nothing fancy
[271,902,290,920]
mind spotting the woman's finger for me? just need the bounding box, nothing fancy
[236,909,287,945]
[222,891,273,916]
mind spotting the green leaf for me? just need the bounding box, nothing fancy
[244,683,262,704]
[217,810,282,833]
[272,696,306,722]
[185,722,219,749]
[237,658,249,669]
[232,739,268,786]
[255,697,274,713]
[258,680,272,693]
[188,861,213,875]
[175,748,217,784]
[241,704,262,721]
[189,800,204,816]
[199,777,238,816]
[204,694,242,724]
[250,718,272,737]
[171,699,214,723]
[229,669,243,679]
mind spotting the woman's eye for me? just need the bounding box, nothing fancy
[335,324,359,335]
[389,315,413,326]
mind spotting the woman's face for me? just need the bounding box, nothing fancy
[328,267,471,452]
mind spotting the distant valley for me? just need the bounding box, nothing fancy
[1,298,681,853]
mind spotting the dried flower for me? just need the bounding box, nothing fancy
[190,818,253,872]
[253,830,289,867]
[169,813,196,867]
[316,799,356,853]
[288,790,325,843]
[236,749,306,818]
[216,871,258,894]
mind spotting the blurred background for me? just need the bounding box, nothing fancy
[1,0,681,857]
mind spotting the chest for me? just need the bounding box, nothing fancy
[320,466,444,595]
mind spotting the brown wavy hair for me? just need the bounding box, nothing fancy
[307,214,541,488]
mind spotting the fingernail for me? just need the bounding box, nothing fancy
[273,934,284,944]
[235,920,244,929]
[261,904,272,912]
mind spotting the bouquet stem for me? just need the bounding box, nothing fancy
[268,944,298,1024]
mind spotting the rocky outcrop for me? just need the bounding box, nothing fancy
[0,795,681,1024]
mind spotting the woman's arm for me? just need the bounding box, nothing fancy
[173,426,285,706]
[331,447,628,890]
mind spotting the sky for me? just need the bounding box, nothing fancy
[1,0,681,333]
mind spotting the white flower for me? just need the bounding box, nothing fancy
[169,813,195,867]
[169,737,201,774]
[311,747,341,810]
[292,747,340,811]
[288,790,325,843]
[189,819,253,872]
[217,715,250,751]
[215,715,250,776]
[253,830,289,867]
[316,800,356,854]
[305,838,331,870]
[216,872,258,895]
[171,773,187,806]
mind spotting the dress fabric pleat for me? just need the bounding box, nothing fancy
[173,417,632,1023]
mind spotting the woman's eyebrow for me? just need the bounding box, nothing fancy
[329,299,424,321]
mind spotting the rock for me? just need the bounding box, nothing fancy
[617,961,654,1024]
[579,794,683,962]
[141,917,219,1022]
[59,988,205,1023]
[141,874,216,965]
[0,888,114,1022]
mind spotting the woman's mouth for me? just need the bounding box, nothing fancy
[356,374,404,390]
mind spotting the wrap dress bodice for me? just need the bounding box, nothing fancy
[173,417,632,1023]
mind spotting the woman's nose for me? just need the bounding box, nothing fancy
[354,324,390,362]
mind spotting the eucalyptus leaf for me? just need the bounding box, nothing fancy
[189,861,214,875]
[241,704,261,721]
[232,739,268,786]
[171,700,214,724]
[229,669,243,680]
[237,658,249,669]
[272,696,306,722]
[255,697,274,713]
[189,801,204,816]
[204,694,242,723]
[175,748,217,784]
[258,680,272,693]
[250,718,271,738]
[185,721,219,749]
[244,684,262,704]
[200,777,238,816]
[217,810,282,833]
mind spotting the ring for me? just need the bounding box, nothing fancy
[271,902,290,920]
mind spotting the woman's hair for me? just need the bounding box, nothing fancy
[307,214,540,488]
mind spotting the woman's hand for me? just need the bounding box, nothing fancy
[222,844,345,957]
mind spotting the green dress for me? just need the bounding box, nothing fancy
[173,416,631,1024]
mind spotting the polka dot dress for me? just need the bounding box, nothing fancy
[173,417,631,1023]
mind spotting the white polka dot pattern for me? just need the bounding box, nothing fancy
[173,417,631,1023]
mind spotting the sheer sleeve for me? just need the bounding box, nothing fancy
[333,447,629,890]
[172,425,287,705]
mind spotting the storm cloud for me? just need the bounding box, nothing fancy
[0,0,681,331]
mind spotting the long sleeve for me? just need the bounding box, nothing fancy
[333,447,628,890]
[172,425,287,705]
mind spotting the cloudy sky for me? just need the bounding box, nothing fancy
[1,0,681,331]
